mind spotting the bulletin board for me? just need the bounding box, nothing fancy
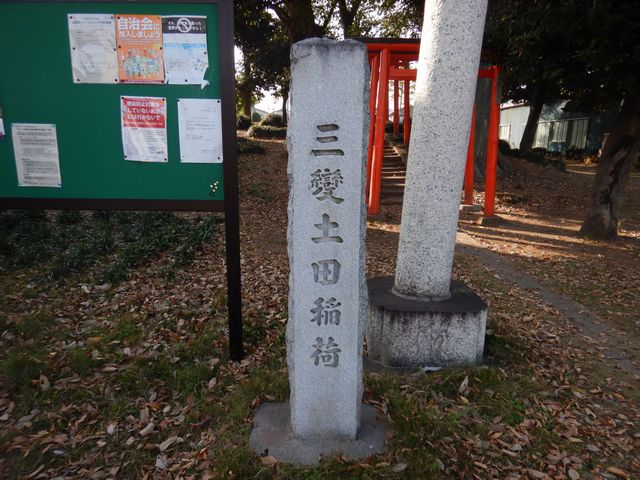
[0,0,244,360]
[0,0,236,212]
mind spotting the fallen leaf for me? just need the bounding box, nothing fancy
[140,408,149,424]
[606,467,630,479]
[458,375,469,395]
[155,455,168,470]
[260,455,278,466]
[391,462,407,473]
[158,436,182,452]
[527,468,546,479]
[38,375,50,391]
[139,423,155,437]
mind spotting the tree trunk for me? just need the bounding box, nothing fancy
[338,0,362,37]
[239,59,252,117]
[281,91,288,125]
[240,86,252,117]
[579,96,640,240]
[275,0,323,44]
[519,84,546,151]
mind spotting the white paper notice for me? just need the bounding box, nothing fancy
[12,124,62,188]
[121,96,168,162]
[177,98,223,163]
[162,16,209,85]
[68,14,119,84]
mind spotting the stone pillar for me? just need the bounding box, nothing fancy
[394,0,489,299]
[251,38,385,465]
[367,0,489,367]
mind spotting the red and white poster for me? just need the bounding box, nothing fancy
[120,96,167,162]
[116,14,164,84]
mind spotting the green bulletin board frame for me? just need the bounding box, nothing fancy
[0,0,233,210]
[0,0,244,359]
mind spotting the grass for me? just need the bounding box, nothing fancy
[0,346,50,389]
[0,210,222,284]
[1,193,637,477]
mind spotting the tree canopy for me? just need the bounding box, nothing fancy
[233,0,423,116]
[485,0,640,238]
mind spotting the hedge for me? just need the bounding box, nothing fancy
[237,137,266,155]
[247,125,287,139]
[260,113,285,127]
[236,114,251,130]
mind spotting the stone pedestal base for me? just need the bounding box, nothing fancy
[249,402,386,465]
[459,204,483,213]
[479,215,504,226]
[366,277,488,367]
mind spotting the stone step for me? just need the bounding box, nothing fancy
[382,182,406,188]
[382,177,406,183]
[382,196,405,205]
[382,186,405,194]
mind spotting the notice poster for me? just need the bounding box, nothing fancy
[12,124,62,187]
[162,16,208,85]
[116,14,164,83]
[177,98,223,163]
[121,96,167,162]
[68,14,118,84]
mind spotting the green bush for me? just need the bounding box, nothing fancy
[251,111,262,123]
[259,113,285,127]
[236,114,251,130]
[247,125,287,139]
[237,137,266,155]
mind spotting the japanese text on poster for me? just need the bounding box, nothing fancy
[68,14,118,84]
[121,96,167,162]
[177,98,222,163]
[163,16,209,85]
[116,14,164,83]
[12,124,62,187]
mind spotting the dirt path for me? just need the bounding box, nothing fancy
[456,230,639,374]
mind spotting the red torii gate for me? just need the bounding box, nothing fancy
[361,38,501,217]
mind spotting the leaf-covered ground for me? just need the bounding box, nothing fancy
[0,138,638,479]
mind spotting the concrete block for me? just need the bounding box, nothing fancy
[367,276,487,367]
[250,402,386,466]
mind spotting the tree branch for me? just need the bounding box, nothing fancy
[322,0,339,32]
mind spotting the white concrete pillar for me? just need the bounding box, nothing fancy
[286,39,369,440]
[251,39,386,464]
[394,0,489,299]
